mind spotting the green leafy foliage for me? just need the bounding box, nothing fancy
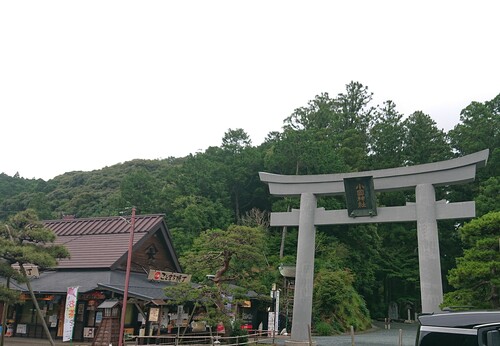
[447,93,499,202]
[0,209,70,304]
[443,211,500,309]
[475,176,500,217]
[313,269,371,334]
[180,225,270,292]
[163,282,226,327]
[369,100,405,169]
[166,225,273,334]
[449,94,499,159]
[402,111,452,165]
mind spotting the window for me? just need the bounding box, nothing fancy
[419,332,476,346]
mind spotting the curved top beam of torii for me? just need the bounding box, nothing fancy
[259,149,489,197]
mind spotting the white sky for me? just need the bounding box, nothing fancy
[1,1,498,181]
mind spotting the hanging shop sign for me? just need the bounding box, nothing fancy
[19,293,54,301]
[148,269,191,283]
[80,291,106,300]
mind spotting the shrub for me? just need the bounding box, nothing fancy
[314,321,334,336]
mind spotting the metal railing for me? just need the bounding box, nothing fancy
[125,330,279,346]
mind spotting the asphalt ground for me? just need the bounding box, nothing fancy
[2,338,91,346]
[258,321,418,346]
[1,321,419,346]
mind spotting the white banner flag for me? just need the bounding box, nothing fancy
[63,286,79,342]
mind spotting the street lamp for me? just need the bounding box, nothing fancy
[118,207,136,346]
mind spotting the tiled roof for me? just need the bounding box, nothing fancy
[45,214,164,236]
[43,214,165,269]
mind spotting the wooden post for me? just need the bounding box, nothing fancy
[350,325,355,346]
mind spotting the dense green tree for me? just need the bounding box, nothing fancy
[221,128,252,153]
[443,211,500,309]
[170,195,232,255]
[220,129,266,222]
[448,94,499,158]
[176,149,231,206]
[0,173,41,214]
[119,168,159,213]
[327,224,383,311]
[372,223,419,316]
[267,128,348,175]
[0,209,69,268]
[447,94,499,204]
[163,281,253,337]
[274,81,374,173]
[175,225,273,334]
[284,92,335,132]
[475,177,500,217]
[26,192,54,220]
[314,233,350,272]
[180,225,270,293]
[402,111,452,165]
[265,90,350,175]
[332,81,374,170]
[369,100,405,169]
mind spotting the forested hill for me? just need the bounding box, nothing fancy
[1,82,498,319]
[1,83,497,225]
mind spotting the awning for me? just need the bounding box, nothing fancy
[97,300,121,309]
[96,282,170,301]
[149,299,169,306]
[0,270,112,294]
[0,269,176,300]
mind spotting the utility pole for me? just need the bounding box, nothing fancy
[118,207,136,346]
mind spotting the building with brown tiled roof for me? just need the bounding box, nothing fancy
[2,214,184,343]
[48,214,181,272]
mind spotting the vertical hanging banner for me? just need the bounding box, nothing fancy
[63,286,79,342]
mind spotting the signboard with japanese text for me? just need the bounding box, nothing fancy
[149,307,159,322]
[344,176,377,217]
[148,269,191,283]
[83,327,95,338]
[12,265,39,278]
[16,324,27,334]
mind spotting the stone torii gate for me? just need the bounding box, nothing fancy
[259,149,489,346]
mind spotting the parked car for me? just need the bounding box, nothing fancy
[416,311,500,346]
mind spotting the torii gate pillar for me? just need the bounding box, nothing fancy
[259,150,488,346]
[292,193,317,342]
[416,183,443,313]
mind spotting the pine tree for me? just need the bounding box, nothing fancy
[0,209,69,346]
